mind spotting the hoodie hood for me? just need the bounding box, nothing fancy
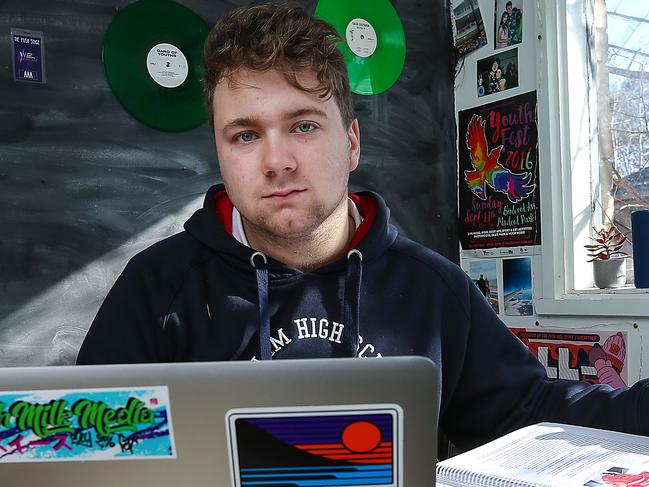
[183,183,398,273]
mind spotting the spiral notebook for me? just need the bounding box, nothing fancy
[436,422,649,487]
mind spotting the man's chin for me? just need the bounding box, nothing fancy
[263,222,316,240]
[246,214,315,240]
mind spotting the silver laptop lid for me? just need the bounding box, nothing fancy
[0,356,438,486]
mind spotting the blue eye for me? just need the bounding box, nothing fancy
[295,123,315,133]
[237,132,257,143]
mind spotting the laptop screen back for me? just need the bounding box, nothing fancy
[0,356,438,486]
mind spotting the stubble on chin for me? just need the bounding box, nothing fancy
[247,199,330,243]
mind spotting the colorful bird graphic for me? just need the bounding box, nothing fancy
[464,114,535,203]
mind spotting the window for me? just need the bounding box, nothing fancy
[536,0,649,316]
[604,2,649,284]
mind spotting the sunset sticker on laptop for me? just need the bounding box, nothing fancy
[226,405,403,487]
[0,386,176,463]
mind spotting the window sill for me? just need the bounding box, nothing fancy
[535,289,649,318]
[572,286,649,295]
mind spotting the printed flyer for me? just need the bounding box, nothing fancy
[0,386,175,463]
[458,91,540,250]
[11,28,46,83]
[510,328,629,387]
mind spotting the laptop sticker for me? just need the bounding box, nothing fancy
[0,386,176,463]
[226,404,403,487]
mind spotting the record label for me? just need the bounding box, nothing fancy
[315,0,406,96]
[346,18,377,58]
[102,0,210,132]
[146,42,189,89]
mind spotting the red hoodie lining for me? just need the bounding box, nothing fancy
[213,191,376,250]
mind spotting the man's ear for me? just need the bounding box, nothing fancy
[348,118,361,172]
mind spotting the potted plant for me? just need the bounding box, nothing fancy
[585,226,629,289]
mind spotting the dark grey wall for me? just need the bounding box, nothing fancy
[0,0,457,366]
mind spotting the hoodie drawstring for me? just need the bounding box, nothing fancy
[340,249,363,357]
[250,251,271,360]
[249,249,364,360]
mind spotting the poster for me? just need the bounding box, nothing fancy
[458,91,540,250]
[510,328,629,387]
[11,28,46,83]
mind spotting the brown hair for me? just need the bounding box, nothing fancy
[202,1,355,129]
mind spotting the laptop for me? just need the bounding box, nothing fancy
[0,356,439,486]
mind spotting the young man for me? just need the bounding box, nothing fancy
[77,2,649,450]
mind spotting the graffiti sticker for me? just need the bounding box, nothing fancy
[226,404,403,487]
[0,386,175,463]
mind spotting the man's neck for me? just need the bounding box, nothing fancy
[243,199,354,272]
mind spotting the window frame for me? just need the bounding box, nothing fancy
[535,0,649,318]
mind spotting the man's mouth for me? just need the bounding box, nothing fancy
[264,189,305,199]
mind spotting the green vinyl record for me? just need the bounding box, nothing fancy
[315,0,406,96]
[103,0,210,132]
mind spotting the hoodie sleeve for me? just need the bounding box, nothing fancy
[76,255,170,365]
[441,273,649,451]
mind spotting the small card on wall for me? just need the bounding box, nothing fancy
[0,386,175,463]
[11,28,46,83]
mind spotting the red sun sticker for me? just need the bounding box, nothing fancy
[341,421,382,453]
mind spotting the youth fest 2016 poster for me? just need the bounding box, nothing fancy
[458,91,540,250]
[510,328,629,388]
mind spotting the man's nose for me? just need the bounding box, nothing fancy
[261,134,297,176]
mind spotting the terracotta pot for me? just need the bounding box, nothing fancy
[593,259,627,289]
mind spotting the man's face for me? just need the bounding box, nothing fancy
[506,4,512,14]
[212,68,360,241]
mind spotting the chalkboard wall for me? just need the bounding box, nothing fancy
[0,0,457,366]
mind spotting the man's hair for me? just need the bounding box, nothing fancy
[505,1,513,8]
[203,2,355,129]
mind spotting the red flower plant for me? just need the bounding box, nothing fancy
[585,226,629,262]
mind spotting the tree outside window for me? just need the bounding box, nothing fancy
[593,0,649,286]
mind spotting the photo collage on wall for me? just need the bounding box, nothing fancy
[458,1,537,321]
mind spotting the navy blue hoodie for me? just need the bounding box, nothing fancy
[77,184,649,449]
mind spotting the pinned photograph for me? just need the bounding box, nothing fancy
[502,257,533,316]
[453,0,488,57]
[467,259,500,314]
[477,48,519,97]
[494,0,523,50]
